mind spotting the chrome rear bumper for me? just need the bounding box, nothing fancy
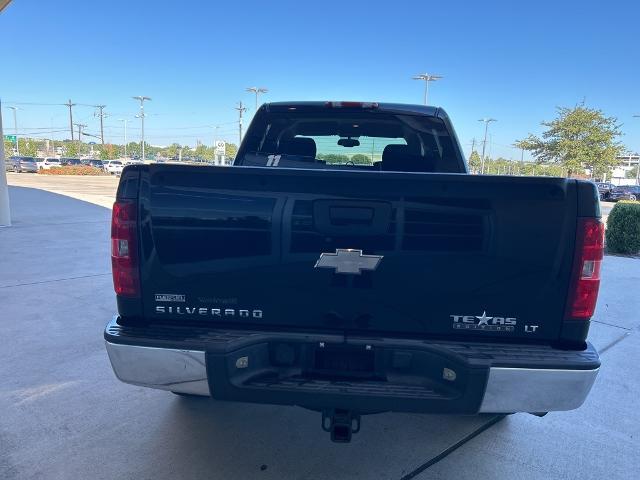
[478,366,598,413]
[106,342,209,396]
[105,340,599,412]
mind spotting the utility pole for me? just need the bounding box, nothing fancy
[6,106,19,155]
[246,87,268,112]
[412,73,443,105]
[95,105,107,145]
[132,96,151,161]
[50,117,55,155]
[118,119,129,158]
[235,101,247,145]
[478,118,497,174]
[74,123,87,143]
[64,99,76,141]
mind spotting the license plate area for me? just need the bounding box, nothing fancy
[309,345,378,379]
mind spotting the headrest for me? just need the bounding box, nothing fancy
[382,144,414,161]
[280,137,317,158]
[382,144,431,172]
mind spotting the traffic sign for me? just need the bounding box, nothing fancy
[4,135,16,143]
[215,140,226,155]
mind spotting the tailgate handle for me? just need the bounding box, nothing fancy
[329,207,374,225]
[314,200,392,235]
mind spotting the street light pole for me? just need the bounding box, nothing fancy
[246,87,268,112]
[633,115,640,185]
[132,96,151,161]
[6,106,18,155]
[210,125,220,147]
[119,119,129,158]
[478,118,497,174]
[412,73,443,105]
[235,101,247,145]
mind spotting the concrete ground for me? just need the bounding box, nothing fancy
[6,172,119,208]
[1,176,638,479]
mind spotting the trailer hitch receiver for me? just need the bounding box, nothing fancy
[322,409,361,443]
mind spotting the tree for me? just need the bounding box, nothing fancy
[626,165,639,180]
[225,143,238,160]
[63,141,79,157]
[126,142,141,158]
[3,139,15,157]
[350,154,371,165]
[516,103,624,178]
[165,143,181,159]
[99,144,121,160]
[468,151,481,173]
[318,154,349,164]
[192,144,214,161]
[18,139,37,157]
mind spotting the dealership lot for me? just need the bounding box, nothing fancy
[1,176,638,479]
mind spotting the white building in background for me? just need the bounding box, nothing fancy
[610,154,639,186]
[618,153,640,166]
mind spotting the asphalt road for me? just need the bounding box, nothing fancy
[1,176,638,479]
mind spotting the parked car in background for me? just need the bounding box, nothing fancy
[36,157,62,170]
[609,185,640,201]
[88,159,104,169]
[7,156,38,173]
[60,158,82,166]
[104,160,124,175]
[595,182,614,201]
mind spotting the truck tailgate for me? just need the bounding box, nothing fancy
[138,165,578,342]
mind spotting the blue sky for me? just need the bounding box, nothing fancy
[1,0,639,159]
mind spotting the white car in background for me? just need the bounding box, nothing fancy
[36,158,62,170]
[104,160,124,175]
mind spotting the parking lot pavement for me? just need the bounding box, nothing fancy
[1,184,639,479]
[6,172,119,208]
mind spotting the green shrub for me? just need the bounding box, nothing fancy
[606,201,640,255]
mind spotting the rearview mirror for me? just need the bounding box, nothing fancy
[338,138,360,147]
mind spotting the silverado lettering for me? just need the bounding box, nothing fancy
[155,306,263,318]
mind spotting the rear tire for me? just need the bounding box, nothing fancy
[630,194,637,201]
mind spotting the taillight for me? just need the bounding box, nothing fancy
[565,218,604,320]
[111,200,140,297]
[325,101,379,109]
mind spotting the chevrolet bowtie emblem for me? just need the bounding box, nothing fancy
[314,249,383,275]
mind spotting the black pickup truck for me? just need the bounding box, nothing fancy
[105,102,603,442]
